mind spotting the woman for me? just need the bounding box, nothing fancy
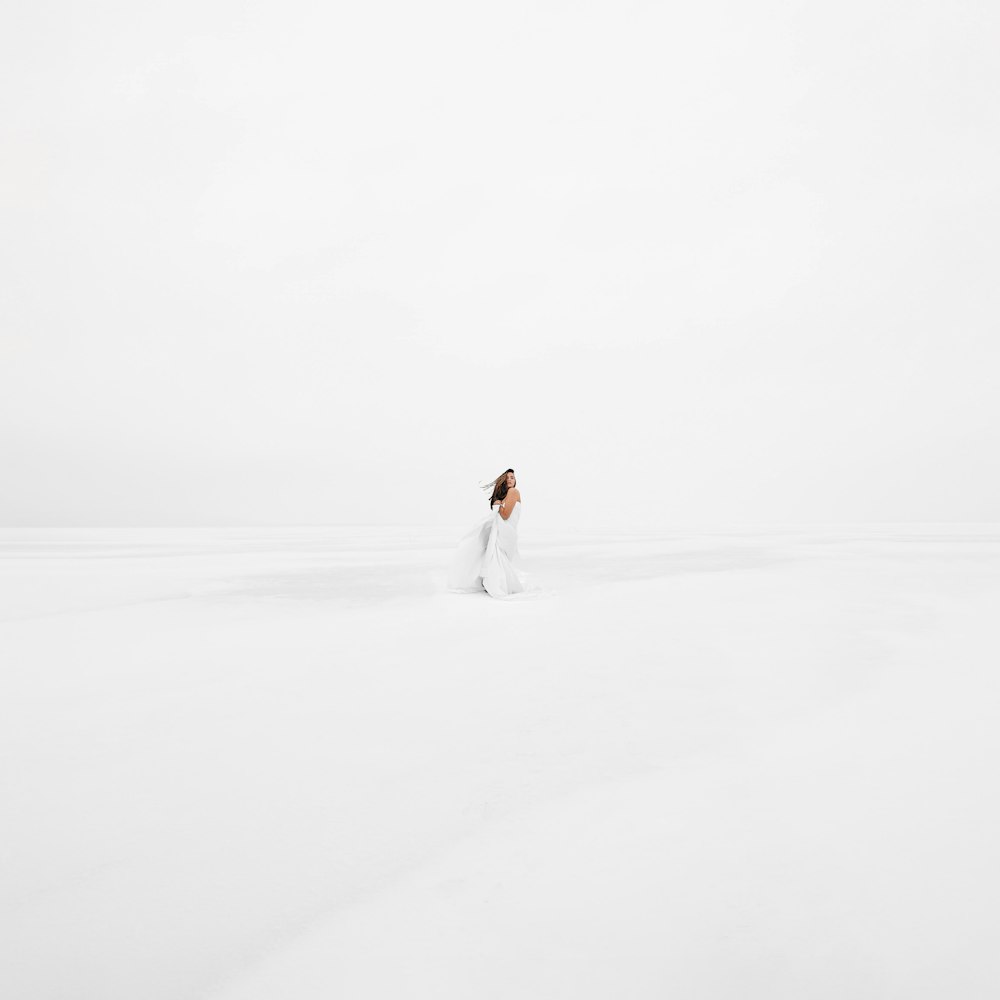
[447,468,525,598]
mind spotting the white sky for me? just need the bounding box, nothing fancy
[3,0,998,529]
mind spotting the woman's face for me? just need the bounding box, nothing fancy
[506,472,516,488]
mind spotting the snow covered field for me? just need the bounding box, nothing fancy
[2,524,998,999]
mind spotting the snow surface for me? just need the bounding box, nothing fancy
[2,525,998,999]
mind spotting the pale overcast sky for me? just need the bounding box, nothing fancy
[3,1,998,529]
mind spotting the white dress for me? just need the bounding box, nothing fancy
[447,500,525,598]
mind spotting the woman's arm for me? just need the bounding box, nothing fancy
[498,489,521,520]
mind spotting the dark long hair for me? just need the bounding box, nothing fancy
[483,468,515,509]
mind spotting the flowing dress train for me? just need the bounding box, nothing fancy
[447,500,524,598]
